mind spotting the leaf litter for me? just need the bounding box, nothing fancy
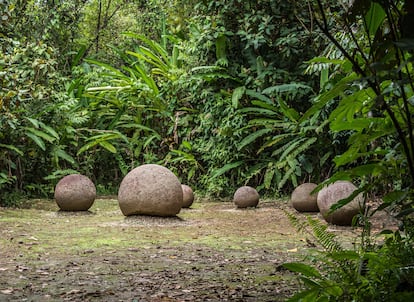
[0,198,396,301]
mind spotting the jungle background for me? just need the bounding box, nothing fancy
[1,0,414,300]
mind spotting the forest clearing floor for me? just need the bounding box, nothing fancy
[0,197,398,302]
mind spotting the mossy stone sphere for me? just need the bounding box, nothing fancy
[118,164,183,217]
[291,183,319,212]
[54,174,96,211]
[317,181,363,226]
[181,184,194,208]
[233,186,260,208]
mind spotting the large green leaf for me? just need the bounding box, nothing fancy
[330,117,382,132]
[262,83,313,95]
[238,107,278,116]
[300,73,359,122]
[237,128,273,150]
[0,143,23,156]
[257,133,294,153]
[365,2,386,36]
[77,131,128,155]
[40,122,59,140]
[85,59,127,78]
[25,132,46,151]
[25,128,56,143]
[250,100,278,112]
[123,32,169,63]
[53,148,76,164]
[283,262,322,278]
[245,89,272,104]
[99,141,117,154]
[211,161,244,179]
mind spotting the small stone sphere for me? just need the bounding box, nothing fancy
[118,164,183,217]
[181,184,194,208]
[291,183,319,212]
[54,174,96,211]
[233,186,260,208]
[317,181,364,226]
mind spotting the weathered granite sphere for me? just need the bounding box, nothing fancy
[317,181,363,226]
[291,182,319,212]
[118,164,183,217]
[181,184,194,208]
[233,186,260,208]
[54,174,96,211]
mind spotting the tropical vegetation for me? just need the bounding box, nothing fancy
[1,0,414,300]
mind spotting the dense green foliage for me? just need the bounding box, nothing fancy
[282,0,414,300]
[1,0,414,299]
[285,213,414,301]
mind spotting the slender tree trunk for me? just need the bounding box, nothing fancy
[95,0,102,54]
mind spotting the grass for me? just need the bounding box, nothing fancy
[0,197,359,301]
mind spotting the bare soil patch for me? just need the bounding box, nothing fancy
[0,198,397,301]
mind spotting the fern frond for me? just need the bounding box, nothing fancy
[277,165,295,189]
[307,216,343,253]
[284,137,317,162]
[283,209,308,233]
[262,83,313,95]
[115,153,130,176]
[284,211,344,253]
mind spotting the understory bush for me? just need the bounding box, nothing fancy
[285,213,414,301]
[283,0,414,300]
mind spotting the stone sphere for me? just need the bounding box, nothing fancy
[118,164,183,217]
[233,186,260,208]
[291,183,319,212]
[317,181,364,226]
[54,174,96,211]
[181,184,194,208]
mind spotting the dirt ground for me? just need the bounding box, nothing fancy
[0,197,397,302]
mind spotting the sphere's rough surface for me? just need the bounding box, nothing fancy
[291,183,319,212]
[54,174,96,211]
[233,186,260,208]
[118,164,183,217]
[181,184,194,208]
[317,181,363,226]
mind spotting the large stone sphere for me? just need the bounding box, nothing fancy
[233,186,260,208]
[54,174,96,211]
[181,184,194,208]
[317,181,364,226]
[291,183,319,212]
[118,164,183,217]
